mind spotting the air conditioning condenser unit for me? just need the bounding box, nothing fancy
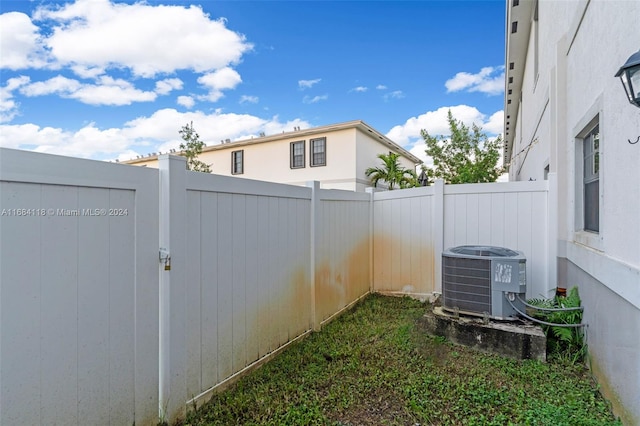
[442,245,526,320]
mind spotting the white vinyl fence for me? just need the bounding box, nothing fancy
[0,149,159,426]
[312,183,371,325]
[157,156,316,419]
[0,148,554,425]
[372,178,554,300]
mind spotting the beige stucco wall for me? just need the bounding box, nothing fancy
[128,157,159,168]
[125,123,420,192]
[197,127,358,189]
[355,130,417,189]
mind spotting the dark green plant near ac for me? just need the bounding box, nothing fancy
[422,110,503,184]
[528,286,586,363]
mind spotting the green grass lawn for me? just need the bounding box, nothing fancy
[180,294,620,426]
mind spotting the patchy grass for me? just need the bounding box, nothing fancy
[180,294,620,426]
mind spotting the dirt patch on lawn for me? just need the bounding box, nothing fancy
[327,388,416,426]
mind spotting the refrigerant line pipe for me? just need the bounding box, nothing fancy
[505,293,587,328]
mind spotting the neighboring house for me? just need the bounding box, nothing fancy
[504,0,640,423]
[125,120,421,192]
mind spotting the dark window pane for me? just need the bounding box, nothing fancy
[232,151,243,174]
[582,123,599,232]
[584,180,599,232]
[291,141,304,168]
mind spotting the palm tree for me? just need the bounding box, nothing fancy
[365,153,417,190]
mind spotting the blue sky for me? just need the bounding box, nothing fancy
[0,0,506,165]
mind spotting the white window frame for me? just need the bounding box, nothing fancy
[573,113,603,250]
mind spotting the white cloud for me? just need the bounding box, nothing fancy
[298,79,321,89]
[350,86,368,93]
[20,75,81,96]
[155,78,183,95]
[239,95,259,104]
[445,66,505,96]
[197,67,242,102]
[1,1,253,117]
[0,12,48,70]
[0,108,312,161]
[396,107,507,174]
[386,105,504,166]
[0,76,30,122]
[303,94,328,104]
[484,110,504,135]
[72,78,157,105]
[32,0,253,78]
[376,85,387,90]
[69,65,105,79]
[384,90,404,100]
[177,95,195,108]
[387,105,495,145]
[19,75,157,105]
[0,122,128,157]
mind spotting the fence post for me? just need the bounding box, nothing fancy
[547,172,558,297]
[307,181,321,331]
[365,187,375,294]
[433,179,445,295]
[158,155,188,423]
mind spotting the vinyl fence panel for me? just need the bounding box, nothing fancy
[442,181,549,299]
[314,189,371,324]
[372,186,437,297]
[0,148,159,426]
[1,149,555,425]
[373,180,551,300]
[159,156,315,422]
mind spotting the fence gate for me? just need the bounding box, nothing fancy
[0,148,159,426]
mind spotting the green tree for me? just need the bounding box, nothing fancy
[365,152,418,190]
[421,110,503,184]
[179,121,211,173]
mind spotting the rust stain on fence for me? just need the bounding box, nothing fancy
[316,239,370,322]
[372,233,435,295]
[287,267,312,335]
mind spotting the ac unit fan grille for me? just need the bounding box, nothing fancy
[443,257,491,314]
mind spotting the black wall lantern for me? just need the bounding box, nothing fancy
[417,169,429,186]
[615,49,640,108]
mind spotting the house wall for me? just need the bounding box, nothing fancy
[127,125,419,192]
[355,129,418,191]
[195,127,359,189]
[509,0,576,181]
[559,258,640,425]
[128,156,159,168]
[508,1,640,422]
[560,2,640,416]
